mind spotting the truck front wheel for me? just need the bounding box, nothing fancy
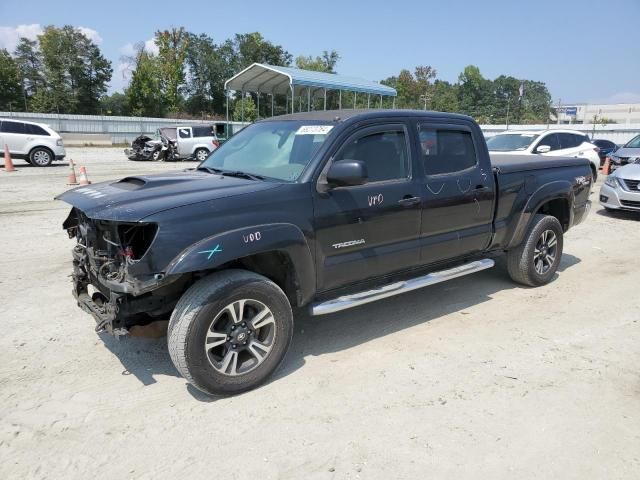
[168,270,293,396]
[507,214,564,287]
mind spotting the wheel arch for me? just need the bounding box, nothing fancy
[508,180,573,249]
[164,223,315,306]
[28,144,54,161]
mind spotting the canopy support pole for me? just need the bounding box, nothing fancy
[290,84,295,113]
[339,90,342,109]
[367,94,370,109]
[241,90,245,122]
[307,88,311,112]
[224,90,229,138]
[379,94,382,108]
[271,94,274,117]
[392,97,396,108]
[324,89,327,110]
[354,92,357,109]
[257,91,260,120]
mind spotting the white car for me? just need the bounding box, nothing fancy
[486,130,600,180]
[0,118,66,167]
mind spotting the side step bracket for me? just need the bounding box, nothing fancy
[311,258,495,316]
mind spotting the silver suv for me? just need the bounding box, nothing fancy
[174,125,220,161]
[0,118,66,167]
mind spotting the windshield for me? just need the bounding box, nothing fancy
[624,134,640,149]
[201,121,334,181]
[486,133,539,151]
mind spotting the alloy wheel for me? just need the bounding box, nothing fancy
[204,299,276,376]
[533,229,558,275]
[32,150,51,166]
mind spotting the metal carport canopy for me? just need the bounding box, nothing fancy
[224,63,397,97]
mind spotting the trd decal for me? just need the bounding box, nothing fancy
[332,239,365,249]
[368,193,384,206]
[243,231,262,243]
[198,244,222,260]
[575,175,590,186]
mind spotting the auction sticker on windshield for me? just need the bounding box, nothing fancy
[296,125,334,135]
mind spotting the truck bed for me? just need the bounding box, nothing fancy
[490,154,589,173]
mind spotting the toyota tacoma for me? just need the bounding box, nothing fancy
[57,110,592,395]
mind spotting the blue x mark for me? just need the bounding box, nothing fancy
[198,244,222,260]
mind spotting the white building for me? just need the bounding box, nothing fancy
[556,103,640,125]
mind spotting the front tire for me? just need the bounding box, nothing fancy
[29,147,53,167]
[507,214,563,287]
[168,270,293,396]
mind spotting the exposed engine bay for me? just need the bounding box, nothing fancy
[62,208,186,335]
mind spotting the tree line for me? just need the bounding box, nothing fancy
[0,25,552,124]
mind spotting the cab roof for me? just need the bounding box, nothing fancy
[260,109,474,124]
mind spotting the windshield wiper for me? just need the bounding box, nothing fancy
[220,170,265,181]
[196,166,224,174]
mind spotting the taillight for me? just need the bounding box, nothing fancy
[593,147,600,153]
[212,139,220,148]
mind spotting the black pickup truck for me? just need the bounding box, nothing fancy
[57,110,592,395]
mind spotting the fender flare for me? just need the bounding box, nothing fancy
[165,223,315,304]
[508,180,574,249]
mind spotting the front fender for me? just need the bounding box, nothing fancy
[508,180,574,249]
[165,223,315,303]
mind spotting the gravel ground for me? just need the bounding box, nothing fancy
[1,148,639,479]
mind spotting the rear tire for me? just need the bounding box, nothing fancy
[168,270,293,396]
[29,147,53,167]
[194,148,209,162]
[507,214,563,287]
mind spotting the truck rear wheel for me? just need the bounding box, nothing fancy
[507,214,563,287]
[168,269,293,396]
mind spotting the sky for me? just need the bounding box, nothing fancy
[1,0,639,104]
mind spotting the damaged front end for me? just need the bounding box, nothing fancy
[63,208,185,335]
[124,135,162,161]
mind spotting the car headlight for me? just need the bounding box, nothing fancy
[631,156,640,165]
[56,139,64,146]
[609,155,621,164]
[604,176,619,188]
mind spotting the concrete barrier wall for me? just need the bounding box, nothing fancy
[2,112,638,145]
[0,112,249,144]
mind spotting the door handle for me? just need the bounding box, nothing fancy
[398,195,421,206]
[473,185,490,192]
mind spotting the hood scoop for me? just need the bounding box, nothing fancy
[112,177,147,190]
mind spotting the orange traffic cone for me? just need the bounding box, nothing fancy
[78,166,91,185]
[67,159,79,185]
[3,144,16,172]
[602,157,611,175]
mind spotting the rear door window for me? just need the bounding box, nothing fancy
[417,126,477,175]
[558,133,581,149]
[0,121,26,134]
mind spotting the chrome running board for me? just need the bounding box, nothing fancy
[311,258,495,316]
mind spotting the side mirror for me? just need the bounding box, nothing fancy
[535,145,551,154]
[326,160,368,187]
